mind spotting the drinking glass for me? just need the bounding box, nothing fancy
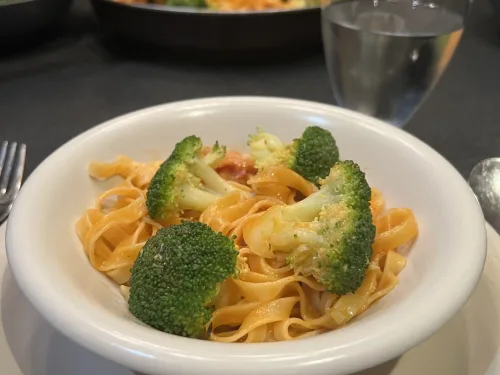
[322,0,471,127]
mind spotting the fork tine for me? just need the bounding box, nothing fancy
[6,143,26,199]
[0,141,8,179]
[0,142,17,194]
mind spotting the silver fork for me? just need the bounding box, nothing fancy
[0,141,27,223]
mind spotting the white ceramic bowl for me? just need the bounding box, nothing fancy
[6,97,486,375]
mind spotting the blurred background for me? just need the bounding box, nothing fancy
[0,0,499,180]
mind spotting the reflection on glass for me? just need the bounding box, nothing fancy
[321,0,470,127]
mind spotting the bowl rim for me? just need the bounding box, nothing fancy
[6,96,487,375]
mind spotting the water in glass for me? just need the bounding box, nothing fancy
[322,0,465,126]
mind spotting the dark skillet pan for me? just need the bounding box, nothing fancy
[0,0,72,39]
[90,0,322,62]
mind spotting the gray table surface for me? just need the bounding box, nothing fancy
[0,0,499,179]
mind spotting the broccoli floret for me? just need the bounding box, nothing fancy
[203,141,226,166]
[128,221,238,338]
[244,160,375,295]
[146,136,236,220]
[248,126,340,185]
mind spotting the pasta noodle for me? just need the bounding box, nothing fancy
[76,149,419,343]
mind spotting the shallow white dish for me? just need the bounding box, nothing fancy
[5,97,487,375]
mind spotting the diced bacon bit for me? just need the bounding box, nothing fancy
[201,146,257,184]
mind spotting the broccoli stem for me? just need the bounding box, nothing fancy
[177,184,218,212]
[271,228,323,249]
[282,189,340,222]
[189,159,234,195]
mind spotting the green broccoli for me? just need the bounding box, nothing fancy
[146,135,236,220]
[247,126,340,185]
[128,221,238,338]
[244,160,375,295]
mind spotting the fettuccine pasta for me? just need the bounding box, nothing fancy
[76,144,418,343]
